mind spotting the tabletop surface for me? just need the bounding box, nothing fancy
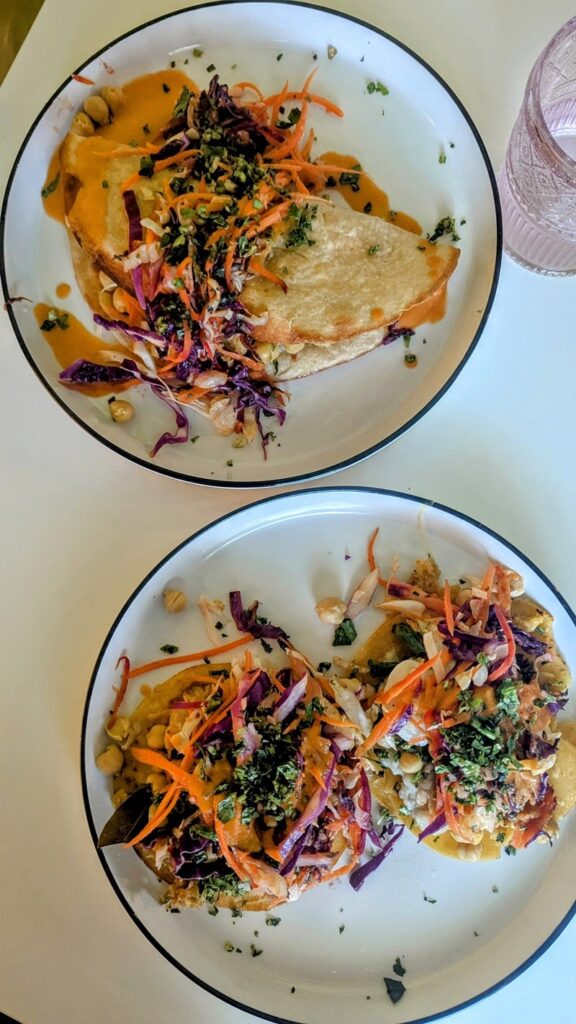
[1,1,576,1023]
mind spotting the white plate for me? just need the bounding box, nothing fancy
[1,2,500,487]
[82,487,576,1024]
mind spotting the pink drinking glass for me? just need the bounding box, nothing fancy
[498,16,576,275]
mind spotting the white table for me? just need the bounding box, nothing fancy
[1,1,576,1022]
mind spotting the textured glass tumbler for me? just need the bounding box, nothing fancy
[498,17,576,275]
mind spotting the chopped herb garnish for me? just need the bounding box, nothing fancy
[290,986,296,994]
[439,151,447,164]
[367,659,397,680]
[504,845,517,856]
[427,215,460,243]
[384,977,406,1004]
[284,201,317,248]
[339,924,345,934]
[160,643,179,654]
[266,916,281,927]
[303,696,323,725]
[162,83,171,93]
[393,621,425,657]
[404,353,417,367]
[41,172,60,198]
[492,885,499,893]
[250,944,263,957]
[207,905,218,916]
[449,141,455,148]
[192,47,203,57]
[170,60,176,68]
[276,53,283,61]
[260,638,273,654]
[142,123,150,135]
[190,435,200,444]
[224,941,234,952]
[277,107,301,129]
[317,661,332,673]
[101,180,109,189]
[40,309,69,332]
[367,244,381,255]
[339,171,360,192]
[333,618,357,647]
[216,794,236,823]
[423,894,437,904]
[367,81,389,96]
[173,85,191,119]
[139,154,155,178]
[393,957,406,977]
[363,201,373,214]
[206,63,216,72]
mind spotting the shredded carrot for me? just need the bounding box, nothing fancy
[357,703,408,755]
[214,815,247,881]
[374,653,447,707]
[72,73,95,84]
[248,258,288,293]
[124,782,181,848]
[234,81,266,100]
[107,655,131,728]
[318,856,358,884]
[367,527,379,572]
[128,635,253,679]
[153,148,199,172]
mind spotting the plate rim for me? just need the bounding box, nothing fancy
[80,484,576,1024]
[0,0,502,489]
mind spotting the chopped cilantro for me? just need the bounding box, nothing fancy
[206,63,216,72]
[276,53,283,61]
[496,678,520,718]
[260,638,273,654]
[367,81,389,95]
[404,353,417,367]
[173,85,191,119]
[339,170,360,192]
[162,83,171,93]
[449,141,455,148]
[41,172,60,198]
[363,201,373,214]
[207,905,218,916]
[101,180,109,189]
[216,794,236,823]
[284,202,317,248]
[392,622,426,657]
[190,435,200,444]
[427,216,460,243]
[40,309,69,332]
[392,957,406,977]
[290,986,296,994]
[224,941,234,952]
[250,944,263,957]
[423,893,437,903]
[160,643,179,654]
[139,154,155,178]
[317,661,332,673]
[439,151,447,164]
[170,60,176,68]
[277,107,301,129]
[192,47,203,57]
[266,916,281,927]
[367,244,381,255]
[504,845,517,856]
[333,618,357,647]
[384,977,406,1004]
[339,924,345,934]
[142,123,150,135]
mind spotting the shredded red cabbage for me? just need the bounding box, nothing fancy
[123,190,142,249]
[417,810,447,842]
[349,823,404,891]
[229,592,290,648]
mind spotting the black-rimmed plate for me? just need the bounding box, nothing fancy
[1,2,500,486]
[82,486,575,1023]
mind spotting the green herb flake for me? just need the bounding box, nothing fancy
[367,81,389,96]
[363,201,373,214]
[427,215,460,244]
[206,63,216,73]
[190,435,200,444]
[160,643,179,654]
[217,794,236,823]
[392,622,425,657]
[162,83,171,93]
[173,85,191,119]
[40,309,69,332]
[439,151,447,164]
[142,123,150,135]
[276,53,283,61]
[367,244,381,255]
[250,944,263,957]
[101,180,109,189]
[266,916,281,927]
[339,170,360,192]
[290,986,296,994]
[339,924,345,934]
[41,172,60,198]
[384,977,406,1004]
[392,957,406,977]
[253,198,264,210]
[423,894,437,904]
[317,661,332,673]
[333,618,357,647]
[224,941,234,952]
[404,353,417,367]
[226,459,234,467]
[192,47,203,58]
[208,905,218,916]
[170,60,176,68]
[139,154,155,178]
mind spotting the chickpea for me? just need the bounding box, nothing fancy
[146,772,167,794]
[163,588,188,613]
[109,399,134,423]
[315,597,347,625]
[71,112,94,136]
[83,95,110,125]
[100,86,124,114]
[147,724,167,750]
[95,744,124,776]
[399,751,423,774]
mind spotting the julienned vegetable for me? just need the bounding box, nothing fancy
[96,545,574,913]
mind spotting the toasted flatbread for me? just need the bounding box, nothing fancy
[241,202,459,347]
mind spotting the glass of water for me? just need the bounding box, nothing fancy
[498,16,576,275]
